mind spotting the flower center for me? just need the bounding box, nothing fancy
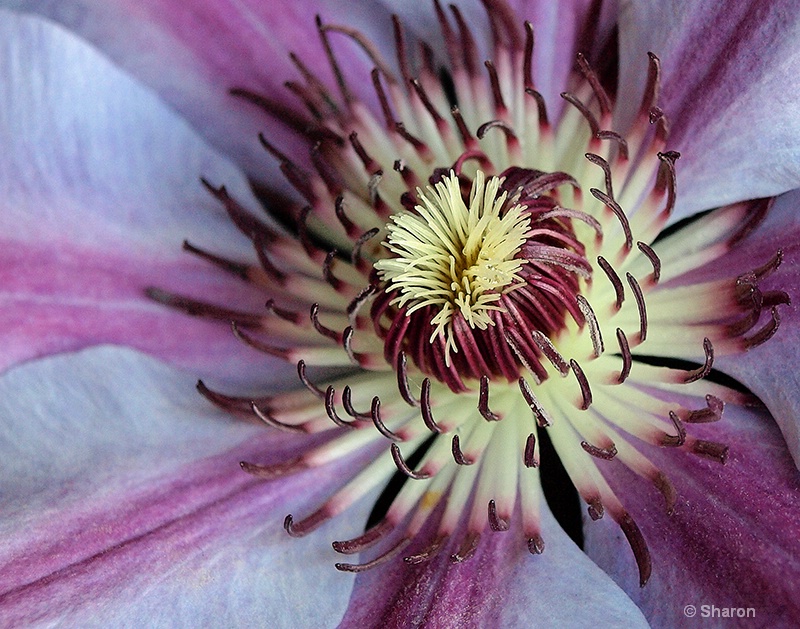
[151,0,789,590]
[376,170,529,366]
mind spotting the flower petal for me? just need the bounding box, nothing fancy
[618,0,800,219]
[584,402,800,627]
[0,346,369,627]
[338,506,648,628]
[0,11,280,382]
[3,0,396,178]
[665,190,800,466]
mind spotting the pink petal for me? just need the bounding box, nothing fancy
[338,506,648,627]
[0,11,278,381]
[6,0,396,179]
[0,347,366,627]
[618,0,800,219]
[584,402,800,627]
[666,190,800,466]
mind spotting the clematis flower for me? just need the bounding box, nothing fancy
[1,1,800,627]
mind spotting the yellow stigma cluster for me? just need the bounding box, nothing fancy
[375,171,531,364]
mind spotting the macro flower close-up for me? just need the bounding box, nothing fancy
[2,0,800,627]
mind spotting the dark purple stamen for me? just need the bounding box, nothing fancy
[479,376,501,421]
[626,273,648,342]
[597,255,625,309]
[451,532,481,563]
[615,328,632,383]
[335,538,411,573]
[371,396,402,441]
[391,443,431,480]
[488,500,509,531]
[524,433,539,468]
[684,337,714,383]
[451,434,474,466]
[332,519,393,554]
[570,359,593,410]
[581,440,617,460]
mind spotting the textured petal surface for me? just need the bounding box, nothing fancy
[618,0,800,219]
[0,346,370,628]
[0,11,279,382]
[584,402,800,628]
[667,190,800,467]
[339,506,648,628]
[1,0,395,178]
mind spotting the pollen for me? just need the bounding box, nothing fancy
[376,171,530,364]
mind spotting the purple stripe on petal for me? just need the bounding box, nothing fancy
[585,403,800,628]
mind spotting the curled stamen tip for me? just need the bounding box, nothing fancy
[527,536,545,554]
[619,512,652,587]
[488,500,509,532]
[587,498,604,521]
[581,440,617,460]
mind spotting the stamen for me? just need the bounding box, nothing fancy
[615,328,632,383]
[685,395,724,423]
[479,376,501,421]
[297,360,326,399]
[518,377,553,426]
[335,538,412,573]
[391,443,431,480]
[528,536,545,555]
[576,53,612,115]
[577,295,604,357]
[592,188,633,251]
[626,273,648,342]
[483,60,507,111]
[581,441,618,460]
[405,536,446,564]
[597,256,625,309]
[325,386,355,428]
[488,500,509,532]
[332,519,393,554]
[692,440,730,464]
[420,378,444,433]
[251,401,307,433]
[636,241,661,284]
[743,307,781,349]
[452,434,474,465]
[570,359,593,410]
[618,512,652,587]
[683,337,714,383]
[663,411,687,447]
[284,508,329,537]
[524,433,539,468]
[532,330,570,375]
[585,152,614,199]
[451,532,481,563]
[396,352,420,407]
[240,457,304,480]
[342,386,371,420]
[311,302,342,341]
[371,397,402,441]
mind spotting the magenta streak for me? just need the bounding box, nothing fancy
[0,239,269,375]
[0,435,328,625]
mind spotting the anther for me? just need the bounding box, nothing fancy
[636,241,661,284]
[752,248,783,281]
[332,519,393,554]
[653,471,677,515]
[561,91,600,136]
[396,352,420,407]
[351,228,379,270]
[685,394,724,423]
[197,380,270,413]
[405,536,446,564]
[683,337,714,383]
[518,377,553,426]
[581,441,617,460]
[297,360,326,399]
[618,512,652,587]
[692,440,730,464]
[585,152,614,199]
[524,433,539,467]
[335,538,411,573]
[655,151,679,218]
[527,536,545,554]
[325,386,355,428]
[587,497,604,520]
[284,508,329,538]
[615,328,632,383]
[342,385,371,420]
[479,376,501,421]
[575,53,610,113]
[483,60,507,112]
[370,68,395,129]
[626,273,648,342]
[452,434,474,465]
[239,457,304,480]
[743,307,781,349]
[342,326,360,365]
[591,188,633,251]
[662,411,686,447]
[524,88,549,127]
[488,500,509,532]
[570,359,593,410]
[577,295,604,357]
[451,532,481,563]
[182,240,251,280]
[371,396,402,441]
[390,443,431,479]
[451,106,477,148]
[311,302,342,341]
[420,378,444,433]
[230,322,288,359]
[250,401,306,433]
[597,256,625,309]
[523,21,534,88]
[348,131,380,174]
[334,196,360,239]
[531,330,570,376]
[476,119,518,141]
